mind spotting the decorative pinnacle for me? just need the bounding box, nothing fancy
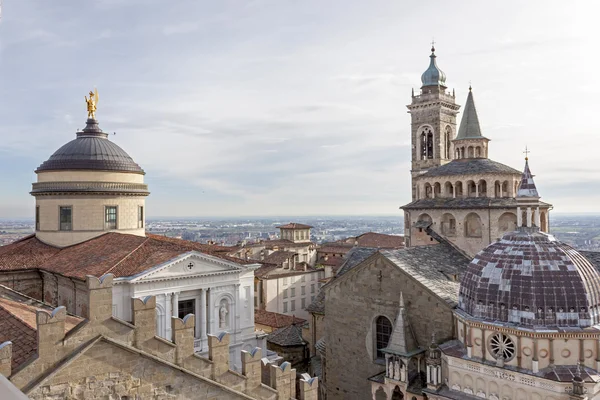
[399,292,405,308]
[469,81,472,91]
[431,39,436,53]
[523,145,530,161]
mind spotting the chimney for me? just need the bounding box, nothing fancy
[208,332,230,378]
[132,296,157,350]
[0,342,12,377]
[172,315,195,366]
[85,274,114,322]
[241,347,262,391]
[36,306,66,360]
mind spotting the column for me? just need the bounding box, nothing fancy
[475,183,479,197]
[165,293,172,340]
[195,296,201,339]
[481,329,486,361]
[234,284,241,343]
[526,207,533,228]
[200,288,207,340]
[517,207,522,227]
[172,292,179,320]
[532,338,539,373]
[549,338,555,366]
[452,185,456,198]
[207,288,214,334]
[534,207,541,227]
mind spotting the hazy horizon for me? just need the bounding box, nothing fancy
[1,1,598,217]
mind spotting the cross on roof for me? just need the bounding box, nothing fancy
[523,146,530,160]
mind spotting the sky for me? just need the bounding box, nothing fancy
[0,1,598,217]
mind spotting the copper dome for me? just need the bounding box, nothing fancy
[459,227,600,328]
[36,119,144,174]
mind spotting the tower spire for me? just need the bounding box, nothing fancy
[383,292,418,355]
[517,152,539,198]
[455,88,482,139]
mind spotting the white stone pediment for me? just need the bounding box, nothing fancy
[128,252,242,283]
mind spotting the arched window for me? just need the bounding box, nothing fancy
[375,316,393,360]
[392,386,403,400]
[455,181,463,197]
[478,180,487,197]
[465,213,483,238]
[441,213,456,236]
[424,183,433,199]
[467,146,474,158]
[444,181,454,198]
[420,132,427,160]
[498,212,517,233]
[426,129,434,159]
[444,126,452,159]
[433,182,441,198]
[375,387,387,400]
[475,146,481,158]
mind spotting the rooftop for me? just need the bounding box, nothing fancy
[419,158,521,178]
[0,233,251,280]
[276,223,313,230]
[254,309,306,329]
[266,324,306,347]
[402,197,552,210]
[0,285,83,370]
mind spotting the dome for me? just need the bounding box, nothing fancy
[36,119,144,174]
[421,46,447,88]
[458,227,600,328]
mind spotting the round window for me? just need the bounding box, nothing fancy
[489,333,515,361]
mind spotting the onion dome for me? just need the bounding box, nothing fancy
[458,228,600,328]
[421,46,447,88]
[36,119,144,174]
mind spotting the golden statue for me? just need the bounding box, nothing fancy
[85,88,99,119]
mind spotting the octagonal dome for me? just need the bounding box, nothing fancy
[36,119,144,174]
[459,227,600,328]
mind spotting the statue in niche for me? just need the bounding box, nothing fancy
[388,359,393,378]
[219,300,229,329]
[394,359,400,381]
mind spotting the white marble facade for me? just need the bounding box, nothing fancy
[111,251,266,370]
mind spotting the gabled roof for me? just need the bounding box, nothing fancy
[381,243,470,307]
[276,223,313,229]
[419,158,521,178]
[336,247,379,277]
[353,232,404,249]
[263,250,297,266]
[0,233,251,280]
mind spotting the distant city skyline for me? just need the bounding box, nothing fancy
[0,1,598,217]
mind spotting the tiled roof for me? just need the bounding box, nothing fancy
[336,247,379,277]
[276,223,313,229]
[262,239,312,249]
[0,233,251,280]
[382,243,469,307]
[459,228,600,328]
[419,158,521,178]
[455,89,484,140]
[516,159,539,197]
[317,243,353,254]
[266,324,306,347]
[353,232,404,249]
[263,250,297,266]
[402,196,551,210]
[0,285,83,370]
[306,289,325,315]
[315,256,345,268]
[254,309,306,329]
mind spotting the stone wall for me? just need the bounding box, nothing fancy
[0,271,43,300]
[324,254,455,400]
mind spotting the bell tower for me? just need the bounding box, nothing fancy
[406,46,460,200]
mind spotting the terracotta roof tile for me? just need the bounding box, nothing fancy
[263,250,297,267]
[0,233,253,280]
[0,285,83,370]
[353,232,404,249]
[255,309,306,328]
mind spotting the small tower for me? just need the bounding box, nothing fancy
[516,153,543,229]
[452,87,490,159]
[382,293,422,386]
[406,46,460,200]
[426,333,442,390]
[276,223,313,243]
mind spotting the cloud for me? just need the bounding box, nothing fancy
[162,22,199,36]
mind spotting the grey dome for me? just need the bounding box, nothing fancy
[36,119,144,174]
[459,228,600,328]
[421,46,447,88]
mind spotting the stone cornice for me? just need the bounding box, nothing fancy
[31,181,149,196]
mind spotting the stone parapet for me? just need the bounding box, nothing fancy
[0,342,12,377]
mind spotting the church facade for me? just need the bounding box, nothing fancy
[0,110,265,371]
[315,47,600,400]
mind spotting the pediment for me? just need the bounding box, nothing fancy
[129,252,242,282]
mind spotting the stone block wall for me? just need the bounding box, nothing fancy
[5,272,318,400]
[324,254,455,400]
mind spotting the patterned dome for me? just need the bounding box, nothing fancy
[459,227,600,328]
[421,46,447,88]
[36,119,144,174]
